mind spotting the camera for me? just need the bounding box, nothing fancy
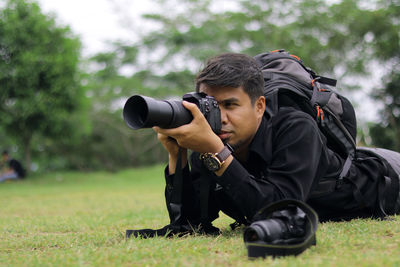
[243,199,318,258]
[243,206,306,244]
[123,92,221,133]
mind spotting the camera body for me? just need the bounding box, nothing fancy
[182,92,221,134]
[123,92,221,134]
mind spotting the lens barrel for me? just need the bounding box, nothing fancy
[243,219,286,243]
[123,95,193,129]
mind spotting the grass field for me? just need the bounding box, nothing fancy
[1,165,400,266]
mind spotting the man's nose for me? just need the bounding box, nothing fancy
[220,108,228,125]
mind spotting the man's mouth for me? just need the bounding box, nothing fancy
[218,131,231,140]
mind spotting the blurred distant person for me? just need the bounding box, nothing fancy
[0,150,26,182]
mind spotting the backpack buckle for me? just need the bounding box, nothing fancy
[316,105,324,122]
[336,178,344,189]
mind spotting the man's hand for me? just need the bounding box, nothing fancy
[156,132,181,159]
[154,101,224,154]
[155,131,188,175]
[154,100,232,177]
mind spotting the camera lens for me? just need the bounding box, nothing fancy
[243,227,262,242]
[123,93,221,133]
[123,95,149,129]
[123,95,192,129]
[243,219,287,243]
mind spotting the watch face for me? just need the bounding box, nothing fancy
[203,157,221,171]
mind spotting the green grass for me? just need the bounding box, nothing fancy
[1,165,400,266]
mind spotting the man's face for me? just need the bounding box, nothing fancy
[199,84,265,154]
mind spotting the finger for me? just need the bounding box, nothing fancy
[182,101,203,118]
[160,135,175,145]
[156,132,167,140]
[153,126,182,138]
[153,126,176,135]
[154,126,170,138]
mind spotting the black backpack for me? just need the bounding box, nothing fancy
[254,50,400,217]
[254,49,357,183]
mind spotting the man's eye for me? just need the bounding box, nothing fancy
[224,102,237,108]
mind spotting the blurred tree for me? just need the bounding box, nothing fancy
[370,73,400,151]
[135,0,393,78]
[0,0,87,171]
[363,0,400,150]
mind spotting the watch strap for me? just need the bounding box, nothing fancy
[216,146,232,163]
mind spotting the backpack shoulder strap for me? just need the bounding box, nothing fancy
[264,88,279,118]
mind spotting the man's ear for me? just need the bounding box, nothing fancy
[255,96,266,117]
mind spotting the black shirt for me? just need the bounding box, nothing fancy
[165,107,380,223]
[9,159,25,178]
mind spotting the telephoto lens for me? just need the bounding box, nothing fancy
[123,92,221,133]
[123,95,192,129]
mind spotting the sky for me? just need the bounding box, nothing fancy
[36,0,240,56]
[36,0,153,56]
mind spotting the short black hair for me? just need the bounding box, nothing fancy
[195,53,264,104]
[2,150,8,156]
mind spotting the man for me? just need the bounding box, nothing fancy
[0,150,26,182]
[127,53,399,238]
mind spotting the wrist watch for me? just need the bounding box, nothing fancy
[200,144,233,172]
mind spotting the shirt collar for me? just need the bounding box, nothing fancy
[247,115,271,163]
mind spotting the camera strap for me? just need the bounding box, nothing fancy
[245,199,319,258]
[198,166,214,228]
[169,147,185,227]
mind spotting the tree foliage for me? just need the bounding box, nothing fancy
[136,0,398,78]
[0,0,87,170]
[364,0,400,150]
[370,72,400,150]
